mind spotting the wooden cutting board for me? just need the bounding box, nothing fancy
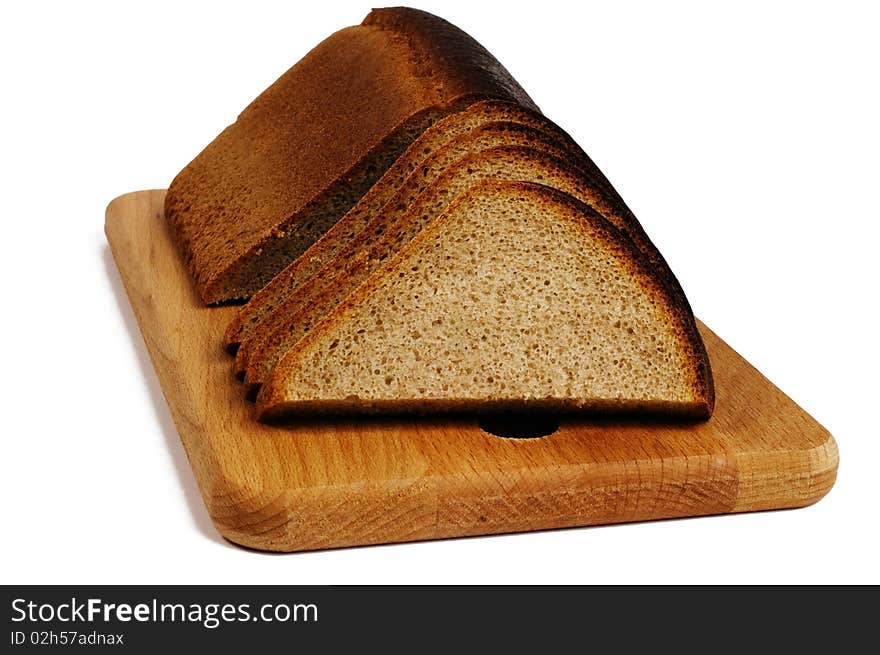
[105,190,838,552]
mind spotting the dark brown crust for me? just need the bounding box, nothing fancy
[260,397,712,423]
[362,8,538,113]
[255,180,714,420]
[165,8,537,304]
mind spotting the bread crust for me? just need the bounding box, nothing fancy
[259,398,713,422]
[165,8,537,304]
[256,180,714,420]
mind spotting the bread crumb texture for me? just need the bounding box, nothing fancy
[257,182,711,418]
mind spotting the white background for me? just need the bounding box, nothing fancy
[1,0,877,584]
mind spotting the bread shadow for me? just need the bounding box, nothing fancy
[103,245,232,549]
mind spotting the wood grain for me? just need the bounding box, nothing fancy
[105,190,838,552]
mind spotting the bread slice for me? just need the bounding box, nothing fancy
[223,99,607,352]
[255,181,714,420]
[164,8,537,304]
[238,145,666,393]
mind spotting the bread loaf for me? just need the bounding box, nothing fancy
[256,181,714,419]
[164,7,715,420]
[165,8,537,304]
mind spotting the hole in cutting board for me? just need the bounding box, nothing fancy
[478,413,559,439]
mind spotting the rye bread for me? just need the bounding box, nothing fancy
[165,8,537,304]
[256,181,714,420]
[238,145,662,393]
